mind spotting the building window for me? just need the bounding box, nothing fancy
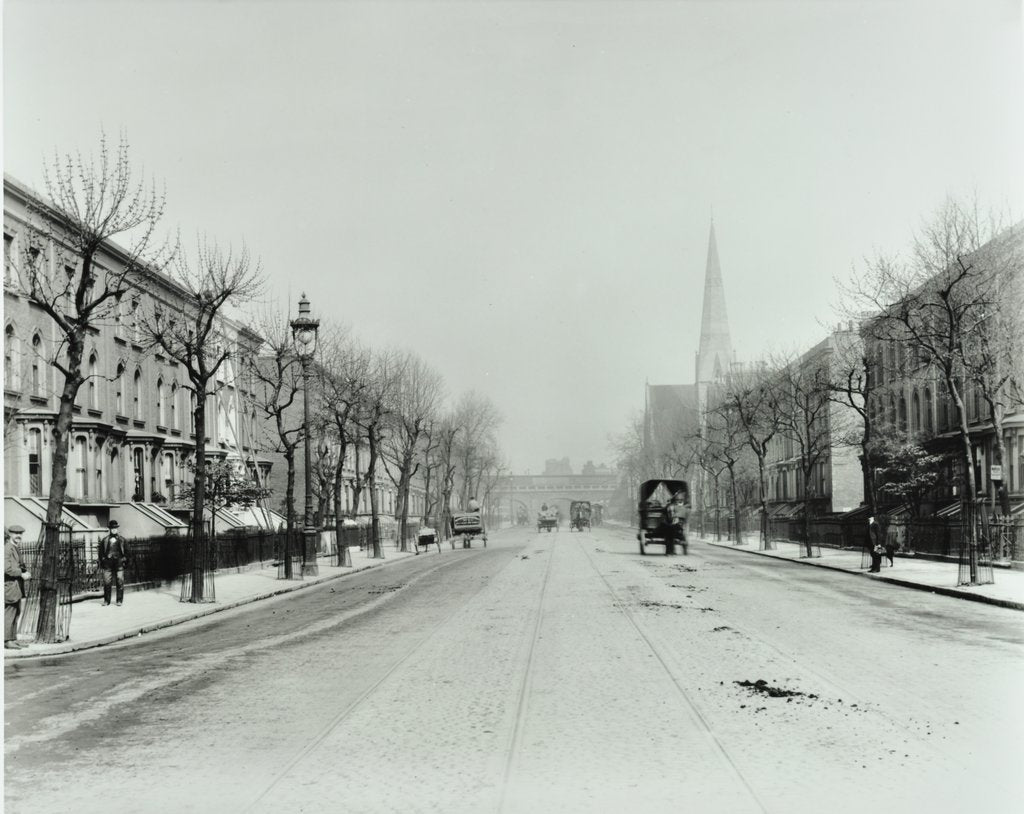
[133,369,143,420]
[924,388,933,433]
[4,324,17,390]
[3,233,15,288]
[31,334,43,396]
[28,429,42,496]
[88,354,98,410]
[75,436,88,498]
[170,383,178,429]
[157,378,166,426]
[911,391,921,435]
[116,363,126,415]
[163,453,175,501]
[132,448,145,501]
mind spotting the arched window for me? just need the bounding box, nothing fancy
[924,388,933,433]
[88,354,98,410]
[972,385,982,423]
[912,391,921,435]
[4,324,17,390]
[116,363,126,415]
[170,383,178,429]
[31,334,42,396]
[898,395,908,432]
[133,369,143,420]
[157,378,166,426]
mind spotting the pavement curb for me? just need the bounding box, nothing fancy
[701,540,1024,612]
[5,553,408,660]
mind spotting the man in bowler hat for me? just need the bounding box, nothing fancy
[5,525,30,648]
[99,520,128,606]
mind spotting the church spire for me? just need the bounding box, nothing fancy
[695,219,733,387]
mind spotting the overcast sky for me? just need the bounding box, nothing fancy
[4,0,1022,473]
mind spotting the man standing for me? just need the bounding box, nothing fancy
[867,516,883,573]
[5,525,30,649]
[665,492,689,555]
[99,520,128,606]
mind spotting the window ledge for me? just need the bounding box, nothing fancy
[132,419,145,429]
[87,408,103,418]
[115,414,129,425]
[157,425,168,434]
[29,395,48,406]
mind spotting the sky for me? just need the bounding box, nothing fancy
[3,0,1023,473]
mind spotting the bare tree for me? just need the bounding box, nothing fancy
[773,352,834,556]
[721,364,784,546]
[704,398,754,545]
[453,391,502,508]
[360,348,401,559]
[843,199,1019,581]
[14,133,169,641]
[143,239,262,600]
[382,352,443,552]
[245,307,304,577]
[317,327,371,566]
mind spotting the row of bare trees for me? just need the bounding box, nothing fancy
[613,198,1023,575]
[10,133,504,640]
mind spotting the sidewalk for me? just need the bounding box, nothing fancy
[4,545,417,660]
[698,535,1024,611]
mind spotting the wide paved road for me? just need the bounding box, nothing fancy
[5,525,1022,813]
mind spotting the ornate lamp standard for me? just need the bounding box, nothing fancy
[291,293,320,577]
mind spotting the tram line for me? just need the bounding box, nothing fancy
[573,533,772,814]
[241,547,520,813]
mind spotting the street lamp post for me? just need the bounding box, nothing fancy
[291,293,320,577]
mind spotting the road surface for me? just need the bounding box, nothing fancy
[5,525,1022,813]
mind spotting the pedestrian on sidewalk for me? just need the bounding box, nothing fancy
[98,520,128,606]
[5,525,30,649]
[867,516,883,573]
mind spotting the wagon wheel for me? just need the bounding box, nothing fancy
[638,530,647,555]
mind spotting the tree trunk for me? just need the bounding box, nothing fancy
[189,394,210,601]
[332,441,351,567]
[729,466,742,545]
[948,377,978,581]
[283,448,296,578]
[36,343,83,642]
[367,429,383,559]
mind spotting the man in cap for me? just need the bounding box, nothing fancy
[98,520,128,606]
[5,525,30,648]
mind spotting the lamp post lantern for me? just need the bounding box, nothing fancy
[291,292,321,577]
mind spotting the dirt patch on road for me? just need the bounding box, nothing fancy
[734,679,818,700]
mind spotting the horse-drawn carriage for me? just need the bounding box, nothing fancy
[450,511,487,548]
[637,479,689,555]
[537,503,558,533]
[569,500,592,532]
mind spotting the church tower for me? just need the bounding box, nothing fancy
[694,220,733,410]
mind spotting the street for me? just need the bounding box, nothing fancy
[5,525,1023,814]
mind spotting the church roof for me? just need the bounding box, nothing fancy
[696,220,733,384]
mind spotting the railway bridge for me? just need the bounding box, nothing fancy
[492,472,618,527]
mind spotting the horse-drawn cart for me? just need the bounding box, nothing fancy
[637,479,689,555]
[450,512,487,548]
[569,500,592,532]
